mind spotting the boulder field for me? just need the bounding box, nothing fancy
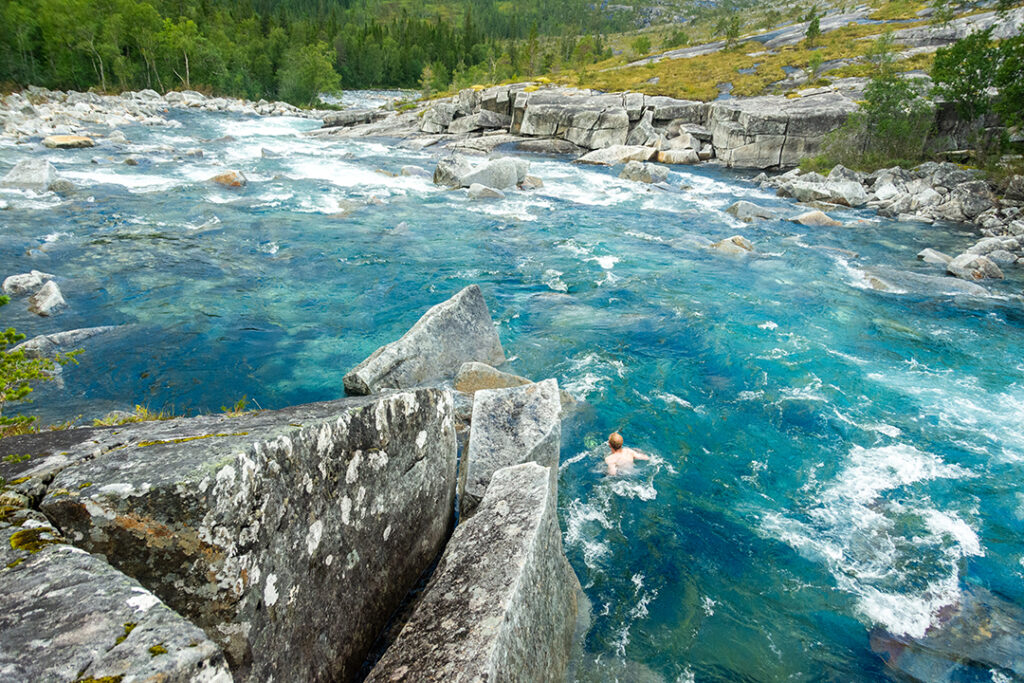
[0,285,579,682]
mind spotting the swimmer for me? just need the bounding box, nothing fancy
[605,432,650,476]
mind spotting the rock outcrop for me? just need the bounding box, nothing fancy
[344,284,505,395]
[366,462,578,683]
[459,379,561,518]
[38,389,458,682]
[1,509,231,683]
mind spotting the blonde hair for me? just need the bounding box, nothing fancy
[609,432,624,450]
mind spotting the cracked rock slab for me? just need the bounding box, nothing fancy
[343,284,505,395]
[366,462,578,683]
[1,511,230,683]
[38,389,458,682]
[459,379,561,518]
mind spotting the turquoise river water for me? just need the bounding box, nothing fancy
[2,105,1024,682]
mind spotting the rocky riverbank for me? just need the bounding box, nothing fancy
[0,285,580,681]
[0,87,329,142]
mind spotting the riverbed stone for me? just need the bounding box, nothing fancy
[575,145,656,166]
[460,158,521,190]
[619,160,669,184]
[947,253,1004,280]
[366,462,578,683]
[1,159,65,192]
[344,284,505,395]
[709,235,754,255]
[2,269,54,295]
[209,170,247,188]
[791,209,842,227]
[0,511,231,683]
[917,248,953,265]
[39,389,458,682]
[42,134,94,149]
[459,379,561,518]
[726,200,777,222]
[27,279,66,316]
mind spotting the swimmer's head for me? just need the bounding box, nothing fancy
[609,432,623,451]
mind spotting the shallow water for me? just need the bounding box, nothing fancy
[2,108,1024,682]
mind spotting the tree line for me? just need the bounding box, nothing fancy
[0,0,635,105]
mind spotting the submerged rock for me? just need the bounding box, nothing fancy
[209,170,247,188]
[619,160,670,184]
[40,389,458,681]
[42,134,94,149]
[2,269,54,295]
[459,379,561,518]
[367,462,578,683]
[12,325,119,357]
[726,200,777,222]
[27,280,66,316]
[344,284,505,395]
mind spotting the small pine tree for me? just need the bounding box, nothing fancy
[806,12,821,46]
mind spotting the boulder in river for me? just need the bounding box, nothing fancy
[209,170,247,188]
[791,209,842,227]
[1,509,231,682]
[1,159,67,192]
[366,462,578,683]
[460,158,523,190]
[726,200,777,222]
[42,134,94,149]
[917,248,953,265]
[344,284,505,395]
[467,183,505,199]
[947,253,1003,280]
[27,280,66,316]
[619,160,670,184]
[39,389,458,681]
[459,379,561,518]
[433,154,474,188]
[575,145,656,166]
[709,235,755,255]
[656,148,700,164]
[2,269,54,295]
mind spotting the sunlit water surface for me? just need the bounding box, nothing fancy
[2,101,1024,682]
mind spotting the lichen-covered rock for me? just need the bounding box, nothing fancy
[344,284,505,395]
[39,389,458,682]
[459,379,560,518]
[1,510,230,683]
[366,462,578,683]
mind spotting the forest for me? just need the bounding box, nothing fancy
[0,0,638,104]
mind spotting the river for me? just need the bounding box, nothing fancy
[2,98,1023,681]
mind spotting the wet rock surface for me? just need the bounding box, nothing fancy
[344,284,505,395]
[1,510,231,683]
[37,389,458,682]
[367,462,578,683]
[460,379,561,518]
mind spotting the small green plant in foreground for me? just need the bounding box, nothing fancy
[1,296,80,436]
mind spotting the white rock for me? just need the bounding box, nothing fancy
[2,270,55,295]
[28,280,67,316]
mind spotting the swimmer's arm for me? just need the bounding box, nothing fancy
[632,450,651,461]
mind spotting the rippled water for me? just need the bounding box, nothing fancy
[2,106,1024,682]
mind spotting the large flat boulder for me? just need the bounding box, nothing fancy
[1,509,230,682]
[38,389,458,682]
[459,379,561,518]
[575,145,656,166]
[343,284,505,395]
[366,462,578,683]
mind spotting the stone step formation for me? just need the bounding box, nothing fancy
[0,285,579,682]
